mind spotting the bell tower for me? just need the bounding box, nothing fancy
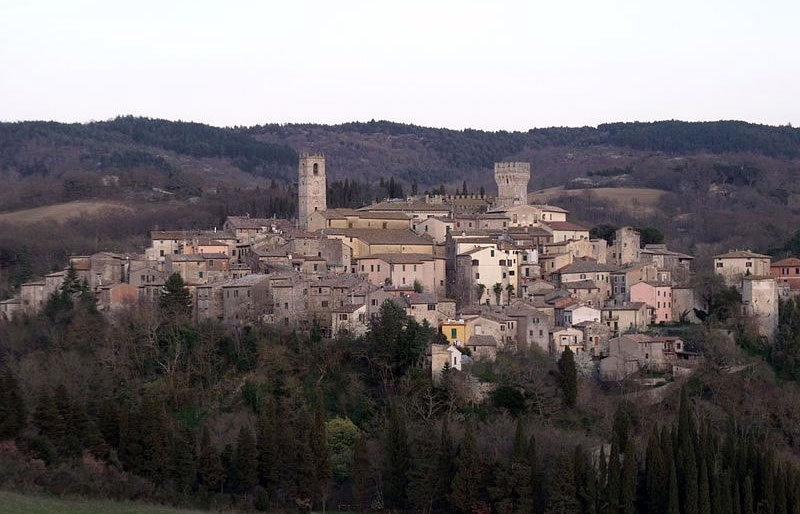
[298,153,327,230]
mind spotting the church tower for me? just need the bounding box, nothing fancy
[494,161,530,208]
[298,153,327,230]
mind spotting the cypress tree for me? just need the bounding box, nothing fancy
[668,459,680,514]
[699,450,711,514]
[436,416,455,511]
[235,425,258,493]
[311,392,331,508]
[383,401,409,507]
[607,438,622,514]
[352,435,370,512]
[682,446,699,514]
[646,426,668,514]
[558,347,578,408]
[620,437,636,514]
[743,475,754,514]
[197,427,224,493]
[0,368,26,439]
[546,453,580,514]
[173,425,197,494]
[450,421,483,514]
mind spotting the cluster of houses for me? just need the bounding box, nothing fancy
[0,155,792,384]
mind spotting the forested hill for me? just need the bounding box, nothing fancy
[3,116,800,277]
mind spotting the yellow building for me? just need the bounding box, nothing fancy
[440,319,467,345]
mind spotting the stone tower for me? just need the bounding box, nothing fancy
[494,161,530,208]
[298,153,326,230]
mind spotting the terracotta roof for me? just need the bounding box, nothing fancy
[225,216,273,229]
[318,208,410,220]
[467,335,498,347]
[714,250,770,259]
[563,280,599,290]
[323,229,433,246]
[545,221,589,231]
[772,257,800,267]
[557,260,619,274]
[359,200,451,212]
[331,303,366,313]
[357,253,441,264]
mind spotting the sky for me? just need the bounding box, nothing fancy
[1,0,798,131]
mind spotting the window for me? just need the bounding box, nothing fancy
[716,262,723,268]
[339,314,348,321]
[746,261,753,268]
[199,271,204,278]
[490,250,495,257]
[371,299,377,306]
[451,328,457,338]
[313,163,319,175]
[361,265,365,272]
[284,302,289,309]
[427,304,435,311]
[377,265,381,272]
[475,273,480,279]
[159,250,165,257]
[322,301,329,308]
[370,265,374,272]
[402,265,406,272]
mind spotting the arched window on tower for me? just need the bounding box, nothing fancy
[313,163,319,175]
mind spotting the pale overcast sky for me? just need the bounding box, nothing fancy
[0,0,798,130]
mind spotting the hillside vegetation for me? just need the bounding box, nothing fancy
[2,117,800,289]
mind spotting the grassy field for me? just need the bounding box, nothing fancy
[0,201,133,224]
[0,490,211,514]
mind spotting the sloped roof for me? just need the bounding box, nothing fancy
[563,280,599,290]
[557,260,619,274]
[714,250,770,259]
[323,229,432,246]
[772,257,800,267]
[545,221,589,231]
[225,216,272,229]
[358,253,441,264]
[467,335,498,347]
[359,200,451,212]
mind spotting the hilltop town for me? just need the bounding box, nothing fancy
[2,152,792,386]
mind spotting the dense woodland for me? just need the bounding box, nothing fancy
[3,271,800,512]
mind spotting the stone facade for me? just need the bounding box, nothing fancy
[298,153,326,230]
[494,161,530,208]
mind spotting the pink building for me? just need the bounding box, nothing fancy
[629,281,673,324]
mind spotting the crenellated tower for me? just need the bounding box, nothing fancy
[494,161,530,208]
[298,153,326,230]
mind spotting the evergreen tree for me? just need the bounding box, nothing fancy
[668,459,680,514]
[450,421,483,514]
[352,435,370,512]
[383,401,409,507]
[646,427,668,514]
[436,416,455,511]
[0,368,26,440]
[33,390,64,450]
[173,425,197,494]
[620,438,636,514]
[256,408,278,493]
[546,454,580,514]
[462,180,468,195]
[159,272,193,317]
[558,347,578,408]
[742,475,754,514]
[85,419,109,460]
[479,185,486,197]
[311,391,331,508]
[607,438,622,514]
[197,427,224,493]
[234,425,258,493]
[699,450,711,514]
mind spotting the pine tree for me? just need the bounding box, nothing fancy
[235,425,258,493]
[383,401,409,507]
[450,421,483,514]
[352,435,370,512]
[558,347,578,408]
[159,272,193,317]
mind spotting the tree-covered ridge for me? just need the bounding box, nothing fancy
[601,120,800,158]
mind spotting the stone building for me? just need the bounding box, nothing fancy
[608,227,641,267]
[298,153,326,230]
[494,161,530,208]
[741,276,779,341]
